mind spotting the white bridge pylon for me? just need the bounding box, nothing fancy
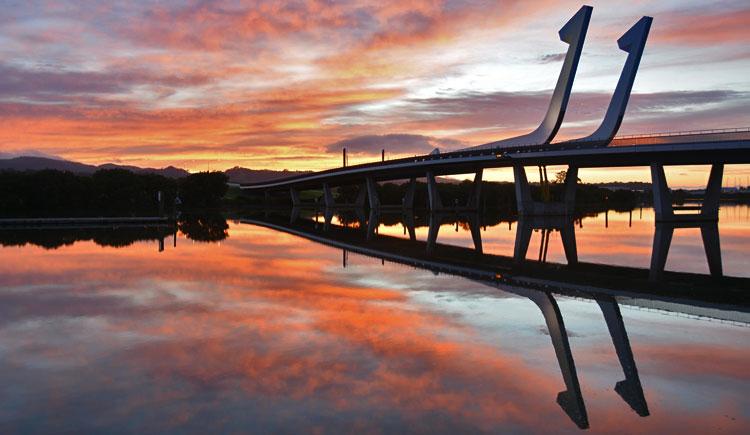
[464,6,653,151]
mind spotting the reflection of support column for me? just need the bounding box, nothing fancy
[366,177,380,209]
[323,183,335,208]
[403,211,417,241]
[290,206,301,224]
[402,178,416,209]
[426,171,443,211]
[649,222,673,281]
[701,163,724,220]
[650,220,723,281]
[514,216,578,265]
[467,169,483,210]
[158,237,165,252]
[323,207,334,231]
[560,219,578,265]
[355,183,367,208]
[597,297,649,417]
[468,214,483,254]
[290,187,301,207]
[366,209,380,241]
[513,219,533,263]
[700,222,722,277]
[527,292,589,429]
[426,213,441,255]
[354,207,367,230]
[650,164,673,221]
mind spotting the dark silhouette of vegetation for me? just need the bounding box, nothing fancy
[0,169,229,217]
[177,212,229,242]
[179,171,228,208]
[0,213,230,249]
[0,226,176,250]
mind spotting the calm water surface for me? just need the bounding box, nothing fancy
[0,206,748,434]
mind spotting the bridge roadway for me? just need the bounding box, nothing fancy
[238,129,750,191]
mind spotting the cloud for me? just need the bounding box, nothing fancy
[538,53,566,64]
[326,134,466,155]
[0,63,214,103]
[653,8,750,46]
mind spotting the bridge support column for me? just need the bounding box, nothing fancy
[650,163,723,222]
[467,169,483,210]
[355,183,367,208]
[649,164,673,221]
[514,165,577,216]
[702,163,723,220]
[366,177,380,209]
[290,187,301,207]
[402,178,416,209]
[426,171,443,211]
[323,183,335,208]
[264,189,270,206]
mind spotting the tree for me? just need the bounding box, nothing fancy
[178,171,228,208]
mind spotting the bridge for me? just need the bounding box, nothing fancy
[240,210,749,430]
[238,5,750,223]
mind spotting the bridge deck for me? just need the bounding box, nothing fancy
[240,129,750,191]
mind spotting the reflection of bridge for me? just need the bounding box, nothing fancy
[278,205,732,283]
[240,211,749,430]
[238,6,750,227]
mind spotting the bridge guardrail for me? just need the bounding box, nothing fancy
[239,127,750,189]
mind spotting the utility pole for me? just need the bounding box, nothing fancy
[381,149,385,162]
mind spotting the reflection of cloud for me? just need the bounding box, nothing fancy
[0,221,749,432]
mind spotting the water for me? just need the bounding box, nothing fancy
[0,206,748,434]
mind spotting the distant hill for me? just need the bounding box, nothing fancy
[0,156,310,183]
[0,156,98,174]
[225,166,311,184]
[0,156,189,178]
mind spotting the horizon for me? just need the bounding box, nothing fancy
[1,0,749,187]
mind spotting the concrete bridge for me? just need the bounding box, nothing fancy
[238,6,750,223]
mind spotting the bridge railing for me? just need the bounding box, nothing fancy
[240,127,750,188]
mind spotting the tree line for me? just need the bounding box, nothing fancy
[0,169,228,217]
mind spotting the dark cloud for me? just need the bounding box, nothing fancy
[538,53,566,63]
[0,63,213,102]
[326,134,466,155]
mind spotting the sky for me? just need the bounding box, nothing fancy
[0,0,748,186]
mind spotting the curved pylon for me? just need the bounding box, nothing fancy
[568,16,652,145]
[467,5,592,151]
